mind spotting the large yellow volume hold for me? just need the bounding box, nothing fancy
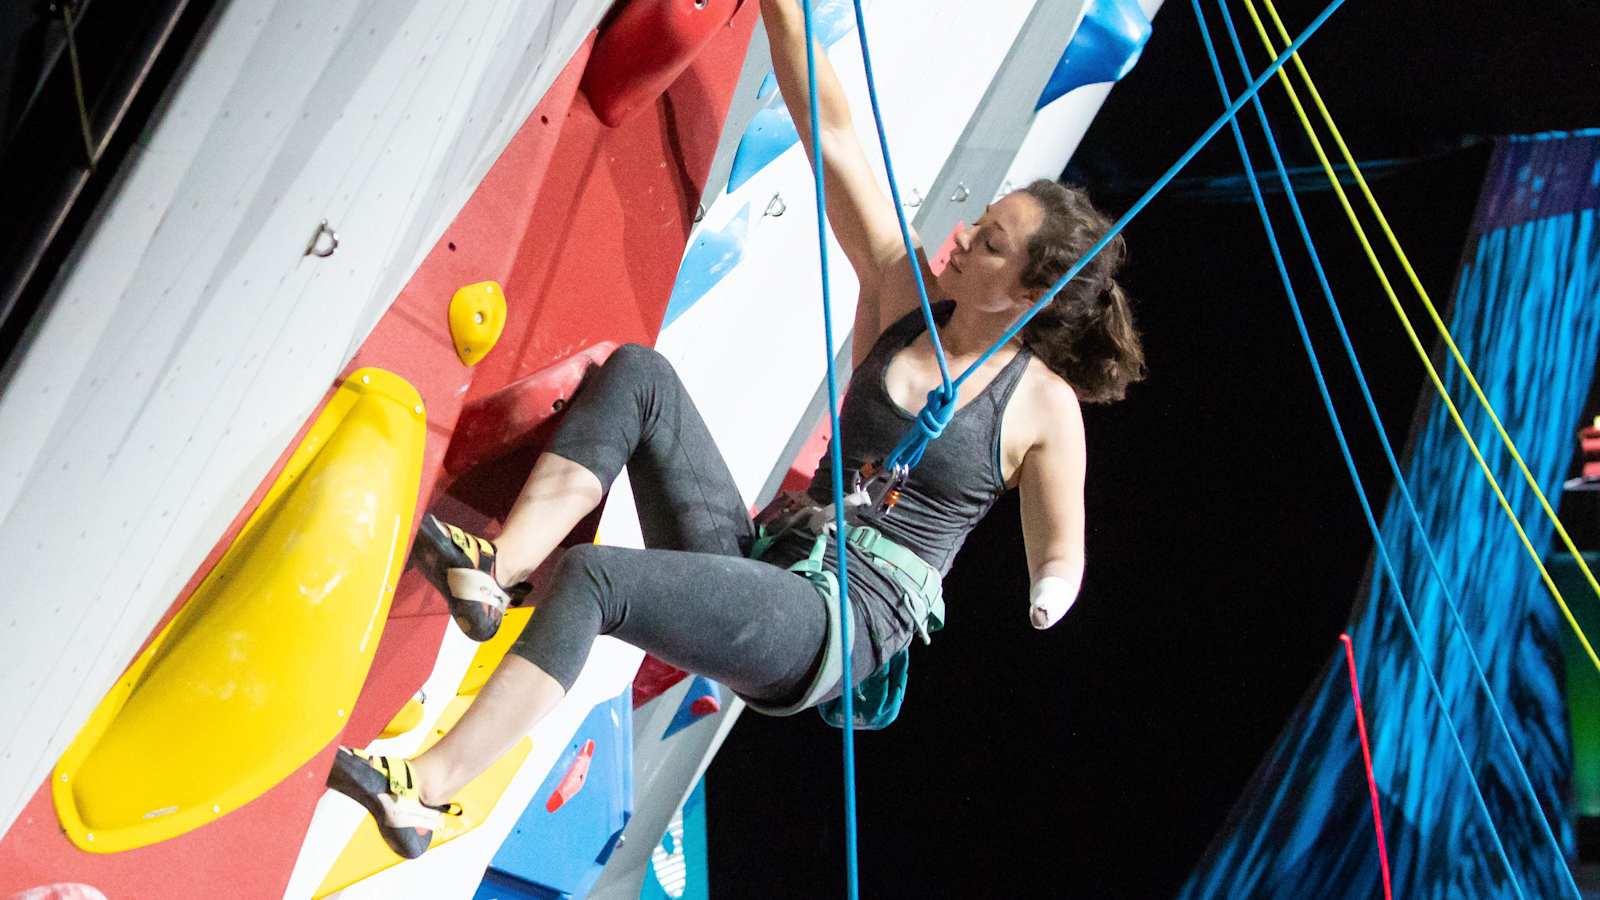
[52,367,427,853]
[448,281,508,366]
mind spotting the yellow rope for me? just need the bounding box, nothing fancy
[1237,0,1600,676]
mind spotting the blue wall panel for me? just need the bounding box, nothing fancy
[476,692,634,900]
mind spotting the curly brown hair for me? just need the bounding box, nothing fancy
[1014,179,1146,404]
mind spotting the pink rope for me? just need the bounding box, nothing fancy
[1341,633,1394,900]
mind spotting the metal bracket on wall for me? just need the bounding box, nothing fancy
[304,220,339,258]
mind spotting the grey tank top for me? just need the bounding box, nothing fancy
[809,300,1032,573]
[762,301,1031,662]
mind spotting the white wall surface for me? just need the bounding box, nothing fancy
[0,0,612,833]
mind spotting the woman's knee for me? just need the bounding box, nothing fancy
[605,342,671,378]
[550,542,605,593]
[546,544,625,630]
[592,344,682,410]
[506,545,613,675]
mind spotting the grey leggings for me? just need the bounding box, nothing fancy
[507,343,876,709]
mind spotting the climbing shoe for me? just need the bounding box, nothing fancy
[410,514,527,641]
[326,748,460,859]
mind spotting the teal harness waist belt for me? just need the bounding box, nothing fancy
[841,525,945,642]
[745,516,943,728]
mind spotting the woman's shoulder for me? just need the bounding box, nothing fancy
[998,352,1085,487]
[1015,355,1083,433]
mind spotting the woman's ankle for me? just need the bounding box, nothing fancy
[408,754,450,807]
[489,539,537,590]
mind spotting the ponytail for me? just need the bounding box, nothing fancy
[1015,180,1147,404]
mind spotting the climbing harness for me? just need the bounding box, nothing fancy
[745,472,943,729]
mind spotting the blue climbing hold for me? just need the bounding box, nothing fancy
[806,0,857,49]
[476,693,633,900]
[662,204,750,329]
[726,108,800,193]
[1035,0,1152,110]
[662,676,723,740]
[727,106,800,193]
[732,0,858,192]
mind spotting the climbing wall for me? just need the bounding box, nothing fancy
[0,0,761,895]
[0,0,1168,896]
[0,0,614,841]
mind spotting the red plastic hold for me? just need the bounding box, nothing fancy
[545,739,596,813]
[442,343,618,478]
[633,655,691,708]
[928,220,965,276]
[581,0,743,127]
[690,694,721,717]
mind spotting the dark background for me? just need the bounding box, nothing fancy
[709,2,1600,896]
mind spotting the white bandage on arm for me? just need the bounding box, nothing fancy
[1029,575,1076,630]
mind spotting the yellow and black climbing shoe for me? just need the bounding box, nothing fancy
[410,514,527,641]
[326,747,461,859]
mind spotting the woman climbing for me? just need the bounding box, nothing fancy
[326,0,1145,859]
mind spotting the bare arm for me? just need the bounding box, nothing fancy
[1017,381,1087,628]
[760,0,918,352]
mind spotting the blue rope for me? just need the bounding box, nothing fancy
[881,0,1348,475]
[1207,2,1580,892]
[1196,2,1560,895]
[850,0,952,398]
[800,3,859,897]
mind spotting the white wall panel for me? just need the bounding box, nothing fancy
[0,0,612,832]
[1003,0,1167,187]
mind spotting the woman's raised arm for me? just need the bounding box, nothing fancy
[760,0,918,346]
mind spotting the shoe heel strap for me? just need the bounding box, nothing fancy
[380,755,419,799]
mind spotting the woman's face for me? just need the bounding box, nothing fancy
[935,190,1046,315]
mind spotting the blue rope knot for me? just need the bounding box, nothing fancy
[914,386,956,440]
[884,387,956,472]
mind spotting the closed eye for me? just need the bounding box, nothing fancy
[973,222,997,253]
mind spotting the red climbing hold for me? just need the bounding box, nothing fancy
[581,0,742,127]
[442,343,617,478]
[690,694,721,717]
[632,655,691,708]
[545,739,597,813]
[1581,422,1600,480]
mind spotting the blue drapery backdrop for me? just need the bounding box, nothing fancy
[1179,130,1600,898]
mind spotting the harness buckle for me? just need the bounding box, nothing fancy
[753,489,811,536]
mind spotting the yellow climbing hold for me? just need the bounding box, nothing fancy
[52,367,426,853]
[379,694,427,739]
[449,281,508,366]
[457,607,536,697]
